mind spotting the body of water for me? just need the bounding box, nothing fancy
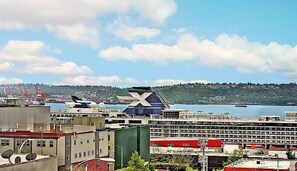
[46,103,297,119]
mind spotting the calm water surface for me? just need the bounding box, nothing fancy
[46,103,297,119]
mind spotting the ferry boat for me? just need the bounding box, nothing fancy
[51,87,297,150]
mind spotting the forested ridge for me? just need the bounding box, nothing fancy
[1,83,297,105]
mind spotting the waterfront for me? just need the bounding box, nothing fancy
[46,103,297,119]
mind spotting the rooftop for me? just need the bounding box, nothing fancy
[0,154,51,166]
[226,159,293,170]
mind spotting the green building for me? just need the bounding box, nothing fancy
[114,125,150,169]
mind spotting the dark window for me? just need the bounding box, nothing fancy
[1,139,9,146]
[49,140,54,147]
[37,140,46,147]
[16,140,21,146]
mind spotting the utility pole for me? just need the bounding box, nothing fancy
[275,154,279,171]
[201,138,208,171]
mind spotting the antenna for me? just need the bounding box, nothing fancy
[25,153,37,161]
[1,149,13,164]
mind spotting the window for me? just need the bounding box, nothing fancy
[100,149,102,154]
[93,137,95,142]
[26,141,30,147]
[87,139,89,143]
[66,155,70,161]
[79,152,82,158]
[74,153,77,159]
[16,140,21,146]
[80,139,83,144]
[67,141,70,146]
[37,140,46,147]
[88,151,90,156]
[92,150,94,155]
[1,139,9,146]
[83,152,86,157]
[49,140,54,147]
[108,135,110,141]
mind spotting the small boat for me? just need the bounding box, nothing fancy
[235,104,247,107]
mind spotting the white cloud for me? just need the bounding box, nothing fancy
[145,79,209,86]
[0,0,176,46]
[0,77,23,84]
[47,25,99,48]
[124,77,139,84]
[107,17,160,41]
[0,62,14,72]
[99,33,297,79]
[61,75,138,85]
[0,40,91,76]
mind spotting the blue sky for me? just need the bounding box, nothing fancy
[0,0,297,87]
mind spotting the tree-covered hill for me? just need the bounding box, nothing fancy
[1,83,297,105]
[155,83,297,105]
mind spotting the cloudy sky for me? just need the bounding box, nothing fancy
[0,0,297,87]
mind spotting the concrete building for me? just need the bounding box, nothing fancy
[0,106,50,131]
[0,125,109,171]
[0,153,57,171]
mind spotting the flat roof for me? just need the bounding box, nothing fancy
[0,130,72,138]
[226,159,292,169]
[0,154,50,166]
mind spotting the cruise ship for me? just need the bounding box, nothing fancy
[51,87,297,150]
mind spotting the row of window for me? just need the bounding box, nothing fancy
[74,149,102,159]
[73,138,94,145]
[73,137,105,145]
[37,140,54,148]
[0,139,54,148]
[74,150,94,159]
[1,139,9,146]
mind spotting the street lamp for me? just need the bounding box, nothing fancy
[18,138,33,154]
[114,145,124,169]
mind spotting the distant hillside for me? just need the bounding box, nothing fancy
[0,84,129,103]
[155,83,297,105]
[1,83,297,105]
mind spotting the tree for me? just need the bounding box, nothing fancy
[150,153,196,171]
[286,148,296,159]
[186,166,198,171]
[224,149,244,166]
[120,151,151,171]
